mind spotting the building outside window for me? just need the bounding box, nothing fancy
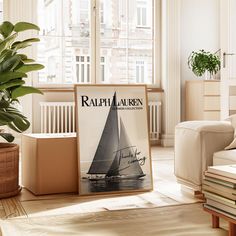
[136,0,147,27]
[100,56,106,82]
[136,60,146,83]
[37,0,155,85]
[75,56,90,83]
[100,0,105,24]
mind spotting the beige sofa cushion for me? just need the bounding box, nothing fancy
[176,120,233,132]
[224,115,236,149]
[225,138,236,150]
[213,149,236,166]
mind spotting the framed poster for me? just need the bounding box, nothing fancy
[75,85,153,196]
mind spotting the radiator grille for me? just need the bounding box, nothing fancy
[148,101,161,141]
[40,101,161,141]
[40,102,75,133]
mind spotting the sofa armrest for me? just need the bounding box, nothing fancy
[175,120,234,188]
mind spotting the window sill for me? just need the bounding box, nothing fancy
[37,85,164,93]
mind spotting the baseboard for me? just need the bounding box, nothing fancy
[161,134,174,147]
[150,139,161,146]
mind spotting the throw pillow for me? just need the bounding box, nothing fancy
[224,114,236,149]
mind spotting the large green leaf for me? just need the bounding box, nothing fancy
[0,79,25,90]
[0,41,7,55]
[0,33,17,54]
[0,55,21,72]
[8,115,30,133]
[11,86,43,99]
[0,71,27,83]
[0,100,9,109]
[0,133,14,142]
[11,38,40,50]
[22,59,35,63]
[0,110,15,122]
[17,54,27,60]
[0,107,30,133]
[14,22,40,32]
[17,54,35,63]
[0,21,14,39]
[15,63,44,73]
[22,38,40,43]
[6,108,27,119]
[13,115,30,131]
[0,49,14,64]
[11,41,31,50]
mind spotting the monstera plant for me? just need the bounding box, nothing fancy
[0,21,44,142]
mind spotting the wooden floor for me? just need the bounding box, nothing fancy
[0,147,200,220]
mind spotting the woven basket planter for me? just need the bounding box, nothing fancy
[0,143,21,198]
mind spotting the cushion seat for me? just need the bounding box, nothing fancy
[213,149,236,166]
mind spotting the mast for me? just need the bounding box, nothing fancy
[87,92,119,174]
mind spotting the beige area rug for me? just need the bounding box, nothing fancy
[0,203,228,236]
[15,189,203,218]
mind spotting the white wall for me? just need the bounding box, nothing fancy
[180,0,220,120]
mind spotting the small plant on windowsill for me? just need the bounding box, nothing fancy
[188,49,221,80]
[0,21,44,198]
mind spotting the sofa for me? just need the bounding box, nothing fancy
[174,118,236,191]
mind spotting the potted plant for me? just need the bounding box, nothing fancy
[0,21,44,198]
[188,49,221,80]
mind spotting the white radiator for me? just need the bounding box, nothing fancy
[148,101,161,141]
[40,102,76,133]
[40,101,161,141]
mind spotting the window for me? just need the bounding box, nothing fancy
[101,57,106,82]
[136,60,146,83]
[75,56,90,83]
[100,0,105,24]
[37,0,155,85]
[137,1,147,27]
[45,1,56,33]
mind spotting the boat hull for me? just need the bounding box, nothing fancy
[86,174,146,182]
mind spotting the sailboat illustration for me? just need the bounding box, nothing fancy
[86,92,146,181]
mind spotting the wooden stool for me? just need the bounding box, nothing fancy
[204,206,236,236]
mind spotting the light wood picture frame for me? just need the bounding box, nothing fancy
[75,84,153,196]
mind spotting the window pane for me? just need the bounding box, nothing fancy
[76,64,80,82]
[101,65,105,82]
[87,64,90,82]
[100,0,153,84]
[142,8,147,26]
[129,39,152,84]
[37,0,91,84]
[81,64,85,82]
[137,8,141,26]
[136,65,139,83]
[37,0,154,85]
[101,39,128,83]
[141,64,144,82]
